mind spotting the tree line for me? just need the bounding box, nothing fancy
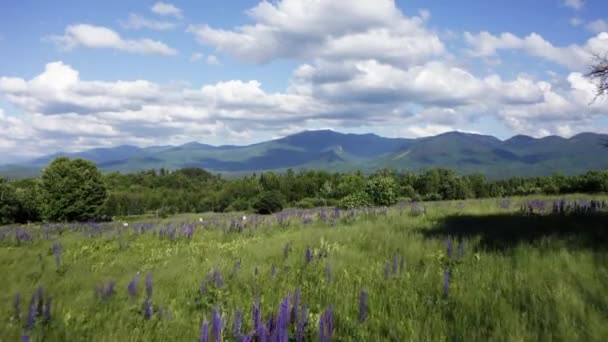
[1,157,608,224]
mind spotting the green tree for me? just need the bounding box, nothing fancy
[253,190,285,215]
[365,176,398,206]
[0,178,20,224]
[39,157,107,222]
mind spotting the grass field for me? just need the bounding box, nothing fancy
[1,195,608,341]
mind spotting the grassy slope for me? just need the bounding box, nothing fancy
[1,195,608,341]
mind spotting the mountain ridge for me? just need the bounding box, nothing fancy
[1,130,607,179]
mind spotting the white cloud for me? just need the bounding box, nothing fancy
[464,31,608,70]
[206,55,220,65]
[151,2,183,19]
[569,17,583,27]
[187,0,444,66]
[587,19,608,33]
[190,52,204,61]
[563,0,584,10]
[121,14,178,31]
[48,24,178,55]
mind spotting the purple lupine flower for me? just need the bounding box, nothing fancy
[446,238,453,258]
[43,296,52,324]
[241,333,253,342]
[277,294,291,342]
[143,298,153,319]
[325,306,334,340]
[212,307,223,342]
[257,325,268,342]
[233,310,243,339]
[303,215,313,224]
[305,246,313,264]
[443,270,450,298]
[326,263,332,283]
[213,266,223,288]
[26,294,36,330]
[319,314,325,342]
[200,320,209,342]
[291,288,301,323]
[296,304,307,342]
[127,272,140,298]
[104,281,116,300]
[359,290,368,323]
[253,295,261,332]
[21,336,29,342]
[52,242,61,267]
[145,273,153,299]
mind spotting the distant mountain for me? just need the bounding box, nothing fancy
[1,130,607,179]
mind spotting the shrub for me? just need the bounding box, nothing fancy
[253,191,285,215]
[338,192,371,209]
[365,176,398,206]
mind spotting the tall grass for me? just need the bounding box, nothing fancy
[1,194,607,341]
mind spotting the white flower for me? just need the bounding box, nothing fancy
[242,216,247,221]
[123,222,129,227]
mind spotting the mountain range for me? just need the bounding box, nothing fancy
[1,130,607,179]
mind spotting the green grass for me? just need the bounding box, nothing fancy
[1,195,608,341]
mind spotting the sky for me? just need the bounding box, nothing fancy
[0,0,607,162]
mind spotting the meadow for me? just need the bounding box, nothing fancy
[1,195,608,341]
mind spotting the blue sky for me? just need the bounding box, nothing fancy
[0,0,607,162]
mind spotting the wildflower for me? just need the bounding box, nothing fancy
[291,288,300,323]
[233,310,243,340]
[305,246,313,264]
[200,320,209,342]
[143,298,153,319]
[359,290,368,323]
[128,272,140,298]
[26,294,36,330]
[319,306,334,342]
[212,307,223,342]
[52,242,61,268]
[253,295,261,332]
[22,336,29,342]
[277,294,291,341]
[296,304,308,342]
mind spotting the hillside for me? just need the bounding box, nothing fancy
[1,130,606,179]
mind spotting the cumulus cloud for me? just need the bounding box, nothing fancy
[587,19,608,33]
[48,24,178,55]
[121,14,178,31]
[464,31,608,70]
[563,0,585,10]
[187,0,444,66]
[151,2,183,19]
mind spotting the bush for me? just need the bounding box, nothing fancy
[338,191,371,209]
[254,191,285,215]
[365,176,398,206]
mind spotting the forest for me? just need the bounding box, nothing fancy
[1,157,608,224]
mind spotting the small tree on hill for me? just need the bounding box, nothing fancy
[39,157,107,222]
